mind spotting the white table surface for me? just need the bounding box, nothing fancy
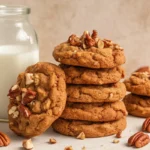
[0,116,150,150]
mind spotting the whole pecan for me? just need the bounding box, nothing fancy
[22,89,36,105]
[68,34,81,46]
[128,131,150,148]
[142,117,150,132]
[0,132,10,147]
[18,104,31,118]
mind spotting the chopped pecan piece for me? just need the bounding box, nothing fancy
[135,66,150,73]
[68,34,81,46]
[0,131,10,146]
[128,131,150,148]
[142,117,150,132]
[85,34,96,47]
[18,104,31,118]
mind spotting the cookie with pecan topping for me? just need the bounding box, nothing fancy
[123,94,150,117]
[53,30,125,68]
[52,117,126,138]
[61,101,127,122]
[124,72,150,96]
[60,64,124,85]
[8,62,66,138]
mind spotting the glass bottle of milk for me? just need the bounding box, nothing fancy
[0,5,39,119]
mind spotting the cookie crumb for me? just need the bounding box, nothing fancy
[49,138,57,144]
[77,132,85,140]
[64,146,73,150]
[113,139,119,144]
[82,146,86,150]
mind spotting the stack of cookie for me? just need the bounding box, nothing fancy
[124,66,150,117]
[52,30,127,138]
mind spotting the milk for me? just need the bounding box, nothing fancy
[0,45,39,118]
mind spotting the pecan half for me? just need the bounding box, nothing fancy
[7,84,21,100]
[18,104,31,118]
[85,34,96,47]
[68,34,81,46]
[135,66,150,73]
[0,132,10,147]
[91,30,97,39]
[142,117,150,132]
[128,131,150,148]
[22,89,36,105]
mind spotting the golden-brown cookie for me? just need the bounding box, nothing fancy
[124,72,150,96]
[61,101,127,122]
[52,117,126,138]
[60,64,124,85]
[7,62,67,138]
[67,82,126,103]
[123,94,150,117]
[53,30,125,68]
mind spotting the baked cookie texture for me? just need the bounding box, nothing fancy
[53,31,125,69]
[52,117,126,138]
[7,62,66,138]
[61,101,127,122]
[61,65,124,85]
[67,82,126,103]
[123,94,150,117]
[124,72,150,96]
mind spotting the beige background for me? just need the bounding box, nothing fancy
[1,0,150,77]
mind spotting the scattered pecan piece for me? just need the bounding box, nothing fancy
[22,139,34,150]
[116,131,122,138]
[76,132,85,140]
[0,131,10,147]
[142,117,150,132]
[18,104,31,118]
[49,138,57,144]
[22,89,36,105]
[68,34,81,46]
[64,146,73,150]
[128,131,150,148]
[113,139,119,143]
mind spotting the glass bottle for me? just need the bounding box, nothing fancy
[0,5,39,119]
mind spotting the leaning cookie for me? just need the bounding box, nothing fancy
[53,30,125,68]
[60,64,124,85]
[7,62,66,138]
[124,72,150,96]
[123,94,150,117]
[67,82,126,103]
[52,117,126,138]
[61,101,127,122]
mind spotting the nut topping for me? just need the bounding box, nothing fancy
[76,132,85,140]
[128,131,150,148]
[8,84,21,99]
[22,89,36,105]
[8,106,19,118]
[0,131,10,147]
[135,66,150,73]
[25,73,34,85]
[22,139,34,150]
[68,34,81,46]
[64,146,73,150]
[142,117,150,132]
[18,104,31,118]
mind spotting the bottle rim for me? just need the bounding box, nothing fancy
[0,5,30,15]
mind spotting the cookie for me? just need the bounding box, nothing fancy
[124,72,150,96]
[52,117,126,138]
[61,64,124,85]
[123,94,150,117]
[7,62,66,138]
[53,30,125,68]
[67,82,126,103]
[61,101,127,122]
